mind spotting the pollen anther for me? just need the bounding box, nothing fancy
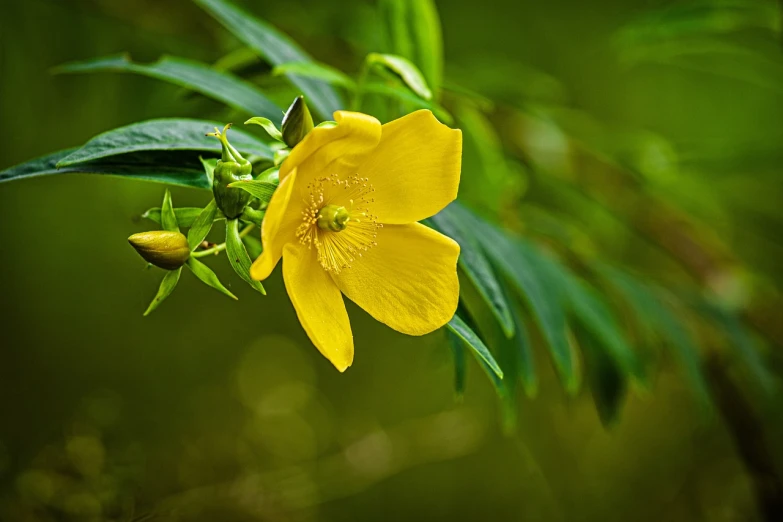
[296,174,380,273]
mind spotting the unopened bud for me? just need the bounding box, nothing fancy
[207,124,253,219]
[282,95,314,148]
[128,231,190,270]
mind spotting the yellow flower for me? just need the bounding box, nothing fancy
[250,110,462,371]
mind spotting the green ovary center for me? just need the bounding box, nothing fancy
[316,204,350,232]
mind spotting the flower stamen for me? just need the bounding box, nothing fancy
[296,174,380,273]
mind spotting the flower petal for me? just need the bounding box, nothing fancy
[283,243,354,372]
[333,223,460,335]
[359,110,462,224]
[279,111,382,188]
[249,169,299,281]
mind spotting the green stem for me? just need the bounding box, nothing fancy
[350,60,372,111]
[192,223,255,258]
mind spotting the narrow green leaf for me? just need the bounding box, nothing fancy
[379,0,443,95]
[407,0,443,94]
[143,207,223,228]
[194,0,343,118]
[54,54,281,120]
[160,189,178,232]
[272,61,357,90]
[187,200,218,251]
[509,305,538,398]
[447,314,504,381]
[226,219,265,295]
[561,274,645,382]
[379,0,414,59]
[143,267,182,316]
[452,203,579,393]
[212,46,261,73]
[244,117,283,142]
[0,148,212,190]
[56,119,273,168]
[430,206,515,338]
[199,156,217,185]
[367,53,433,100]
[186,257,237,300]
[228,179,277,203]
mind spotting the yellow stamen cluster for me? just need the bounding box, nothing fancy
[296,173,381,273]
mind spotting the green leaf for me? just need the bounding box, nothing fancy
[194,0,343,118]
[430,207,515,337]
[0,148,212,190]
[447,329,467,398]
[142,206,223,228]
[143,267,182,316]
[160,189,178,232]
[580,329,627,427]
[453,203,579,393]
[53,54,281,120]
[255,166,279,184]
[457,266,537,400]
[367,53,433,100]
[187,199,218,251]
[244,116,283,142]
[561,274,645,383]
[199,157,217,185]
[185,257,237,300]
[226,219,265,295]
[447,313,504,381]
[598,266,710,405]
[56,119,273,168]
[509,304,538,398]
[227,179,277,203]
[272,61,357,90]
[378,0,443,94]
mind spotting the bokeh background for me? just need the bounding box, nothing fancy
[1,0,782,520]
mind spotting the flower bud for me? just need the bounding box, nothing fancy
[281,95,314,148]
[128,231,190,270]
[208,124,254,219]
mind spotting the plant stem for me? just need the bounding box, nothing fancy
[350,60,371,111]
[192,224,254,258]
[704,353,783,521]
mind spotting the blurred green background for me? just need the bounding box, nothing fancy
[1,0,782,520]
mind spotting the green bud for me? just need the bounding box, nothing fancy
[208,124,254,219]
[281,95,314,148]
[128,231,190,270]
